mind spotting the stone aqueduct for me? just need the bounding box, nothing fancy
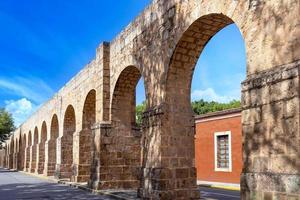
[1,0,299,199]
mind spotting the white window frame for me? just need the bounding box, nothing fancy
[214,131,232,172]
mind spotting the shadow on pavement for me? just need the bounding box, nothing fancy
[0,183,119,200]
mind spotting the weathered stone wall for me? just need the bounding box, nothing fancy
[241,60,300,199]
[0,149,5,168]
[4,0,300,199]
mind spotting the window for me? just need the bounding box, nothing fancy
[214,131,232,172]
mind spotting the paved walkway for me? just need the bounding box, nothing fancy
[0,168,240,200]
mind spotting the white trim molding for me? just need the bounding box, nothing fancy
[214,131,232,172]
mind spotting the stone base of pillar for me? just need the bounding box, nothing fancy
[71,175,90,183]
[36,162,44,174]
[138,167,200,200]
[241,172,300,199]
[13,153,18,170]
[90,180,139,190]
[44,162,56,176]
[55,164,72,180]
[71,164,90,182]
[29,162,36,173]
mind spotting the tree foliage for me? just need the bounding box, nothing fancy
[191,99,240,115]
[0,108,15,148]
[136,101,146,126]
[135,99,241,125]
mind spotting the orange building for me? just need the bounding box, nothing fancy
[195,108,242,188]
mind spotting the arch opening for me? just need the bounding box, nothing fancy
[103,65,145,189]
[157,14,245,198]
[73,90,96,182]
[9,140,14,169]
[46,114,59,176]
[59,105,75,179]
[26,131,32,171]
[21,134,26,171]
[30,127,38,173]
[37,122,47,174]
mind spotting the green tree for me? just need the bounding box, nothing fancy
[191,99,240,115]
[136,101,146,126]
[135,99,240,125]
[0,108,15,148]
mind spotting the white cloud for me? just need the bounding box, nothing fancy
[0,76,54,104]
[4,98,38,127]
[191,88,240,103]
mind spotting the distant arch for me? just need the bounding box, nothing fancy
[60,105,76,179]
[37,122,47,174]
[107,65,144,189]
[46,114,59,176]
[74,89,96,182]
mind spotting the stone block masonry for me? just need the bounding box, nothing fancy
[1,0,299,199]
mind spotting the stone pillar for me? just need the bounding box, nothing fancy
[3,152,5,168]
[17,146,24,171]
[241,61,300,199]
[88,123,103,189]
[55,135,73,179]
[29,145,37,173]
[13,152,18,170]
[36,142,45,174]
[25,146,30,172]
[44,140,56,176]
[138,105,200,199]
[89,122,142,190]
[9,153,13,169]
[72,129,93,182]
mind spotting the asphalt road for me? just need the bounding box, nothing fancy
[200,186,240,200]
[0,168,240,200]
[0,168,118,200]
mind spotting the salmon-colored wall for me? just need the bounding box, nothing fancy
[195,115,242,184]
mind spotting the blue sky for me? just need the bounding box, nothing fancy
[0,0,246,126]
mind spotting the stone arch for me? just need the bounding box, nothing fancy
[111,66,142,127]
[102,65,143,189]
[45,114,59,176]
[30,127,38,172]
[26,132,32,171]
[82,90,96,130]
[37,122,47,174]
[15,138,19,153]
[14,138,18,169]
[21,134,26,171]
[72,90,96,182]
[141,14,244,198]
[58,105,76,179]
[9,138,14,169]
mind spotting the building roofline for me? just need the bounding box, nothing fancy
[194,108,242,121]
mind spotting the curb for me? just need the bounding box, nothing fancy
[57,180,138,200]
[199,184,240,191]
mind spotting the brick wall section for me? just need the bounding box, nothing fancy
[195,111,242,184]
